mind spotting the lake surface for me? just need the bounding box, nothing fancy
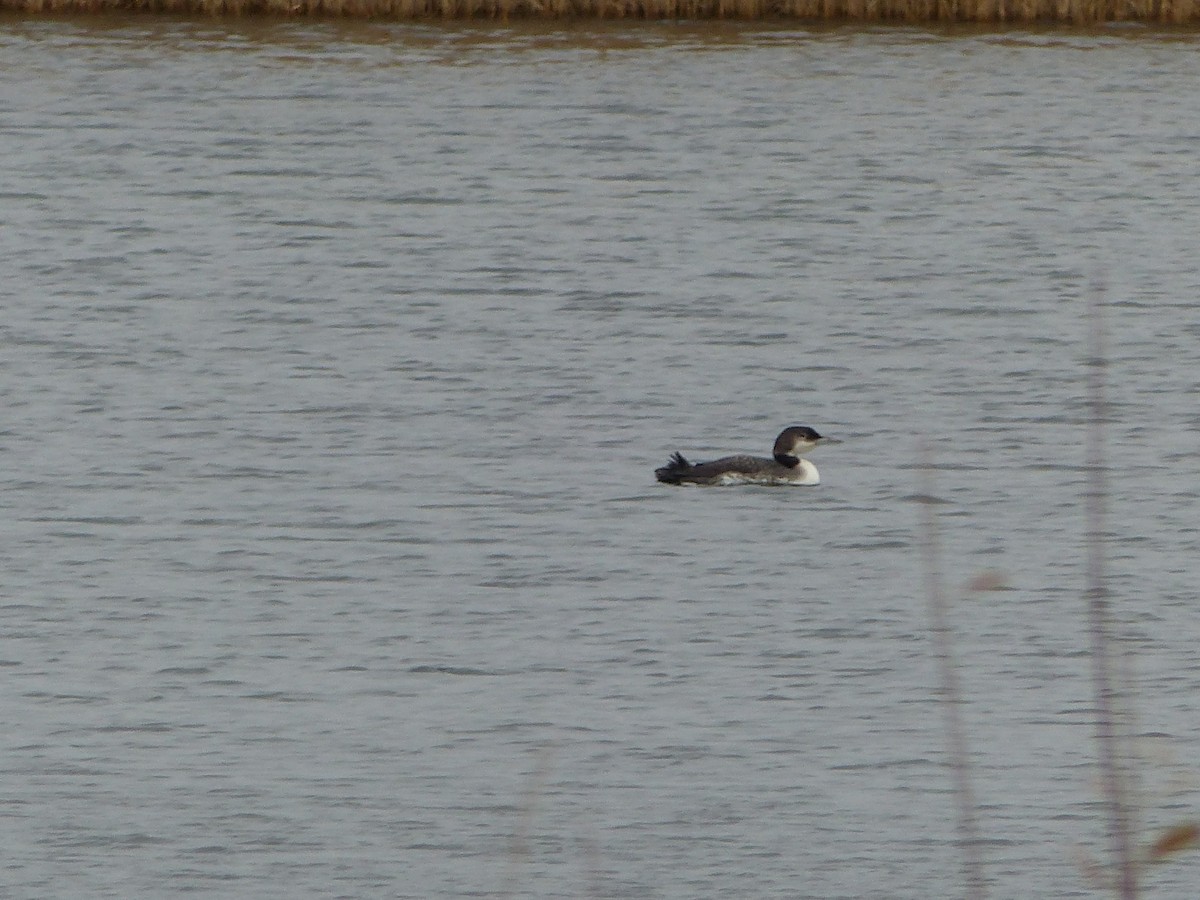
[3,17,1200,898]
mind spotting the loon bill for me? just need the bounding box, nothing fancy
[654,425,828,486]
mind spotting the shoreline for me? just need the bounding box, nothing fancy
[3,0,1200,24]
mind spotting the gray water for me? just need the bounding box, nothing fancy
[3,17,1200,898]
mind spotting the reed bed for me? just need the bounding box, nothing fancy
[6,0,1200,22]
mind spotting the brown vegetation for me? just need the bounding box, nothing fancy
[5,0,1200,23]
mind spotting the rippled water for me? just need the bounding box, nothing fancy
[4,17,1200,898]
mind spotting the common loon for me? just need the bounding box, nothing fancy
[654,426,828,486]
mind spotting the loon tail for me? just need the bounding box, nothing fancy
[655,451,692,484]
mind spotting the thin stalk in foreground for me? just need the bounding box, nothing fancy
[1084,292,1137,898]
[919,448,986,900]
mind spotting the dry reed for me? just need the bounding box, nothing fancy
[918,450,988,900]
[6,0,1200,21]
[1083,285,1139,899]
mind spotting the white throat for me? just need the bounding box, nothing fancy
[793,458,820,486]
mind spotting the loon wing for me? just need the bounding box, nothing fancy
[685,455,762,479]
[655,453,766,485]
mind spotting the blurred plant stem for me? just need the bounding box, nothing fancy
[919,447,986,900]
[1085,287,1137,899]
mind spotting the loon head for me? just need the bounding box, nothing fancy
[773,425,825,467]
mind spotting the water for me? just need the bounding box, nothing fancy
[3,17,1200,897]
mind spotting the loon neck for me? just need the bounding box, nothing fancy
[774,453,800,468]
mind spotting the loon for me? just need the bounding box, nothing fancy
[655,426,828,486]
